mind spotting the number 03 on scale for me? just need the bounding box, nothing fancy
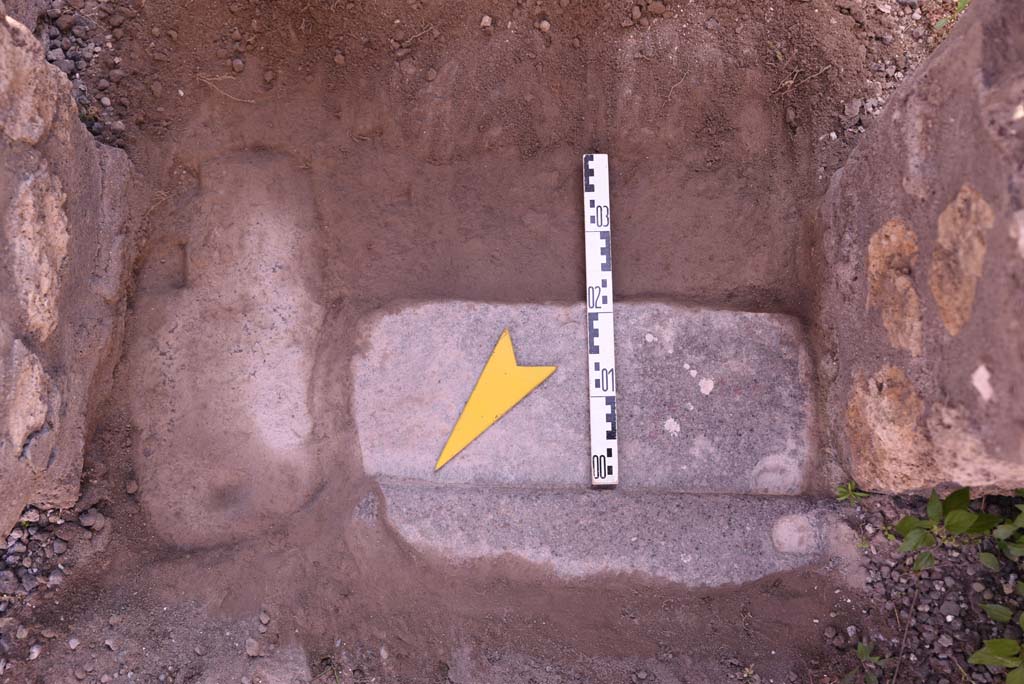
[582,154,618,487]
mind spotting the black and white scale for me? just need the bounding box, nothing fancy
[582,154,618,487]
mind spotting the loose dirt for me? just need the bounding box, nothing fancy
[1,0,964,681]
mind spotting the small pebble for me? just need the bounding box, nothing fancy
[231,58,245,73]
[79,509,106,530]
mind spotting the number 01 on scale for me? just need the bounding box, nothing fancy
[582,154,618,487]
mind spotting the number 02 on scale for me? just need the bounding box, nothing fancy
[582,154,618,487]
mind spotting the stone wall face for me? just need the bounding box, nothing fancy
[1,10,137,534]
[815,0,1024,493]
[5,1,45,30]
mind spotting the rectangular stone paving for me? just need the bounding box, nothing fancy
[354,302,816,495]
[379,482,832,586]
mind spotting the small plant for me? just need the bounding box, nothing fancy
[891,487,1024,684]
[892,488,1001,572]
[843,641,885,684]
[934,0,971,31]
[988,500,1024,564]
[969,636,1024,684]
[837,482,870,506]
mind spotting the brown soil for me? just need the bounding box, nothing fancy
[3,0,956,681]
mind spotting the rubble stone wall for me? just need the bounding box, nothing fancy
[1,8,138,534]
[815,0,1024,493]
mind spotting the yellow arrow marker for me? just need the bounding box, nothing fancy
[435,329,556,471]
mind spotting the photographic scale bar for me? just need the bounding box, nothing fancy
[582,154,618,487]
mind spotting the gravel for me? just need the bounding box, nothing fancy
[34,0,142,147]
[827,495,1024,684]
[0,505,86,676]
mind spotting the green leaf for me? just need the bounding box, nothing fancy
[983,639,1020,657]
[927,490,943,522]
[856,642,872,660]
[1019,613,1024,631]
[912,552,935,572]
[994,523,1020,540]
[1008,668,1024,684]
[895,515,930,538]
[969,640,1022,668]
[933,16,950,30]
[968,513,1002,535]
[943,487,971,514]
[983,604,1014,623]
[980,552,1001,571]
[973,654,1023,668]
[865,673,878,684]
[1006,542,1024,559]
[955,0,970,12]
[945,509,978,535]
[900,528,936,553]
[1016,580,1024,596]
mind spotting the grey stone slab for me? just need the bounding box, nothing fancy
[378,481,836,586]
[354,302,816,494]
